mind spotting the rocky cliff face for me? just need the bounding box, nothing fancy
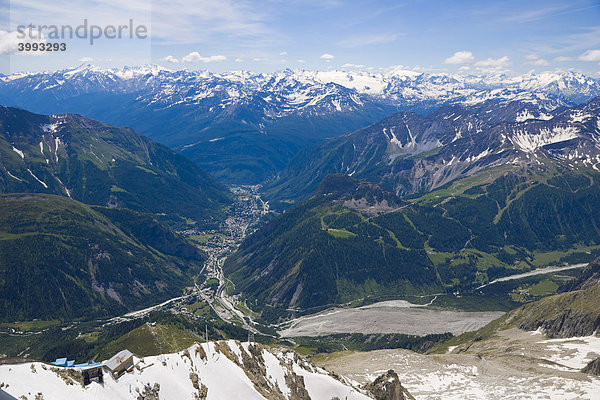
[364,370,413,400]
[509,280,600,338]
[582,357,600,376]
[516,303,600,338]
[510,257,600,338]
[559,256,600,292]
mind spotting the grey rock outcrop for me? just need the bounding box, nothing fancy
[559,257,600,293]
[582,357,600,376]
[365,370,412,400]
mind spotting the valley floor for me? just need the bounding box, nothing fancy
[279,300,505,337]
[316,328,600,399]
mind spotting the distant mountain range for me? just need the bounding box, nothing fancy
[2,65,599,183]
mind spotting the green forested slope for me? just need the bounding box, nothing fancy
[0,194,204,322]
[0,106,231,224]
[225,170,600,321]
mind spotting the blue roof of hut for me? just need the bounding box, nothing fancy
[74,362,103,370]
[51,358,76,367]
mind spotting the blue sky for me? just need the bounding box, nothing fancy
[1,0,600,76]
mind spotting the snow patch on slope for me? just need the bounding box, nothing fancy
[27,169,48,188]
[510,126,579,152]
[515,110,553,122]
[12,146,24,159]
[542,334,600,369]
[53,136,62,162]
[6,170,23,181]
[41,123,61,134]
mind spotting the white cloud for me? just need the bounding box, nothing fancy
[163,55,179,63]
[524,54,549,66]
[234,57,244,62]
[0,29,46,55]
[337,33,400,48]
[181,52,226,63]
[500,5,572,23]
[412,66,424,72]
[459,66,471,72]
[579,49,600,61]
[554,55,573,62]
[526,58,550,66]
[341,63,365,68]
[475,56,511,68]
[443,51,475,65]
[553,27,600,54]
[320,53,335,60]
[279,51,288,56]
[79,57,94,63]
[385,64,410,71]
[7,0,272,46]
[297,59,305,63]
[252,57,266,62]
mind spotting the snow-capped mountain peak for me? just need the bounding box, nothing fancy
[3,65,599,114]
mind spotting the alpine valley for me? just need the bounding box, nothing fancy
[0,106,233,323]
[2,64,600,400]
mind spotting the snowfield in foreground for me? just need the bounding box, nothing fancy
[317,328,600,400]
[0,340,371,400]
